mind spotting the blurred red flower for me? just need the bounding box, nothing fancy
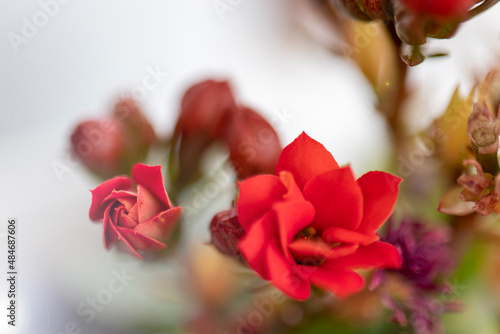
[397,0,476,19]
[237,132,402,300]
[89,163,182,259]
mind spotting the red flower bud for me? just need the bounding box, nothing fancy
[70,118,126,177]
[177,80,236,141]
[114,98,157,146]
[71,99,157,178]
[223,106,281,179]
[171,80,237,189]
[210,208,245,256]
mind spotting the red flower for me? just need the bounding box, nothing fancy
[89,163,182,259]
[237,133,402,300]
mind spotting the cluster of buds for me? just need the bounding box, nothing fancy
[70,98,157,178]
[171,79,281,189]
[439,69,500,217]
[331,0,496,65]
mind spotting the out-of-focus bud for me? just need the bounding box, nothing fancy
[177,80,236,141]
[70,99,157,178]
[71,118,125,178]
[223,106,281,179]
[114,98,157,147]
[171,80,237,189]
[210,208,245,256]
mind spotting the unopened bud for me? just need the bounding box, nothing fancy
[223,106,281,179]
[210,208,245,256]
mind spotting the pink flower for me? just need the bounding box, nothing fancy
[89,163,182,259]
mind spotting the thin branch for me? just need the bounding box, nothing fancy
[465,0,500,21]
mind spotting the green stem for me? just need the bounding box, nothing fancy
[471,141,500,175]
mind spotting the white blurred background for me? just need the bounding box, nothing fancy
[1,1,500,333]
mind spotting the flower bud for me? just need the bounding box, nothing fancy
[177,80,236,141]
[467,104,500,155]
[171,80,237,189]
[71,99,157,178]
[210,208,245,256]
[70,118,125,177]
[114,98,157,147]
[223,106,281,179]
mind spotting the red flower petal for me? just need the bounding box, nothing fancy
[132,163,172,208]
[104,190,137,211]
[118,210,138,228]
[279,171,306,202]
[237,175,287,229]
[289,239,359,263]
[266,240,311,301]
[303,166,363,232]
[322,227,379,246]
[238,212,277,280]
[89,176,131,221]
[115,226,166,252]
[107,215,142,259]
[134,207,182,242]
[322,241,401,270]
[356,171,401,234]
[276,132,339,190]
[308,267,364,299]
[137,185,163,224]
[289,239,332,262]
[103,204,118,249]
[273,200,315,261]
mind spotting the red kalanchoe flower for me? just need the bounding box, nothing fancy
[89,163,182,259]
[223,106,281,179]
[237,132,402,300]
